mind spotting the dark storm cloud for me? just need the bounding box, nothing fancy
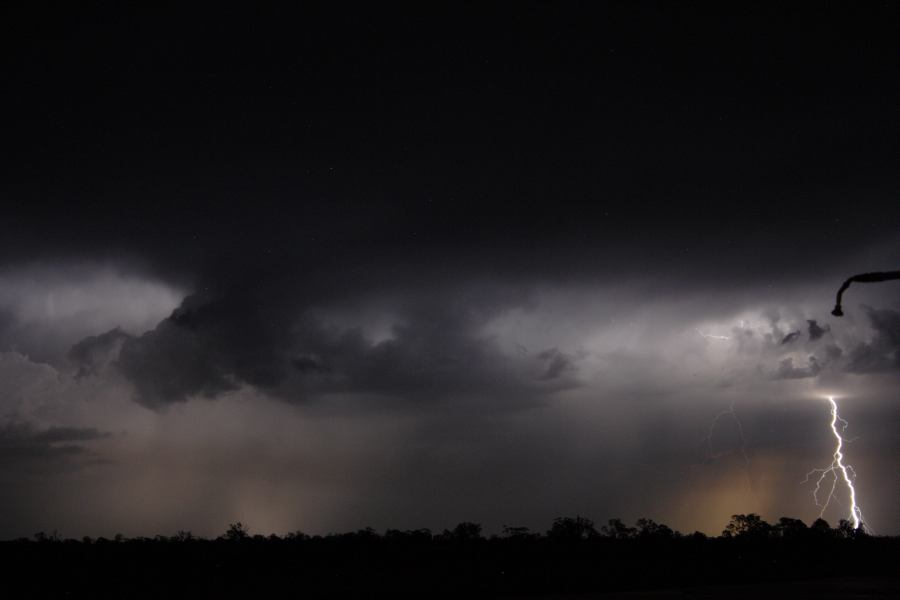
[780,331,801,345]
[846,306,900,373]
[30,426,110,443]
[806,320,829,342]
[65,264,897,411]
[290,355,331,374]
[0,308,15,347]
[0,420,109,462]
[84,284,550,410]
[68,327,130,378]
[825,344,843,361]
[535,348,583,381]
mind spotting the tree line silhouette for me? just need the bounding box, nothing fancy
[4,514,898,598]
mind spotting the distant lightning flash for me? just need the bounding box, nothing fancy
[696,328,731,341]
[705,400,753,493]
[802,396,867,530]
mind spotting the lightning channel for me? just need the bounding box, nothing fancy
[802,396,867,531]
[705,400,753,493]
[696,328,731,340]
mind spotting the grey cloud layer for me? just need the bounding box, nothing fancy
[807,320,830,341]
[846,306,900,373]
[0,420,109,463]
[73,286,578,410]
[0,265,181,364]
[79,289,900,408]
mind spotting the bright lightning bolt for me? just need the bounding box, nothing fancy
[802,396,867,531]
[696,328,731,340]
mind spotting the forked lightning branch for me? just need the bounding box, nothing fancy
[803,396,867,531]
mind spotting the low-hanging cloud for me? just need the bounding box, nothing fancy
[845,306,900,373]
[807,319,830,342]
[0,420,109,463]
[780,330,801,345]
[66,275,900,414]
[535,347,585,380]
[76,284,576,410]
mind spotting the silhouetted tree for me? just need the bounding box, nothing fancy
[34,530,61,543]
[173,530,194,542]
[224,522,249,541]
[836,519,867,539]
[386,528,431,543]
[358,527,379,538]
[501,525,537,540]
[443,522,482,541]
[775,517,808,539]
[4,513,900,598]
[722,514,772,539]
[548,516,597,541]
[600,518,636,540]
[635,518,675,540]
[810,518,833,537]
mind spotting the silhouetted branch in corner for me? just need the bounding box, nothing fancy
[831,271,900,316]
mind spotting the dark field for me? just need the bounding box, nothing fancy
[594,577,900,599]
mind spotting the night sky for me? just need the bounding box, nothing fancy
[2,4,900,538]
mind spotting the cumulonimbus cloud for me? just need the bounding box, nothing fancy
[73,285,579,410]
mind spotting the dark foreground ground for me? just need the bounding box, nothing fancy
[2,519,899,598]
[593,576,900,599]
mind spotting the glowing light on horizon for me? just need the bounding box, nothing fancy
[803,396,867,530]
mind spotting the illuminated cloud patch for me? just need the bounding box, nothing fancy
[0,264,183,364]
